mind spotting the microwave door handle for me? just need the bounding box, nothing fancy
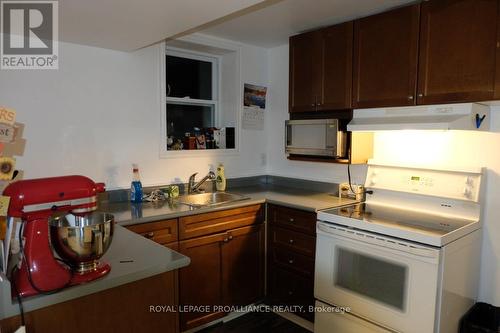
[325,123,336,149]
[285,123,292,147]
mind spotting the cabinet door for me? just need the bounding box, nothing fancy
[418,0,498,104]
[178,233,225,331]
[353,4,420,108]
[222,224,265,307]
[318,22,353,110]
[289,30,322,112]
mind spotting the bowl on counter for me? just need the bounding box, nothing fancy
[49,212,114,274]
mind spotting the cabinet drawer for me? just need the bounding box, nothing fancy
[268,266,314,320]
[268,204,316,235]
[126,219,178,245]
[270,245,315,278]
[179,204,264,240]
[269,226,316,257]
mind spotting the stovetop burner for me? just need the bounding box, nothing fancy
[324,203,474,237]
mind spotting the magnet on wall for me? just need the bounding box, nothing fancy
[0,157,15,180]
[475,113,487,129]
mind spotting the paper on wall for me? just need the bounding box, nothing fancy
[242,106,264,130]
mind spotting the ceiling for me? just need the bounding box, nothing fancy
[58,0,271,51]
[201,0,415,48]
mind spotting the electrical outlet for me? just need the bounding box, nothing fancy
[339,182,352,198]
[260,153,267,167]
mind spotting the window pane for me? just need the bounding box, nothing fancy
[166,55,213,100]
[335,248,407,310]
[166,103,214,142]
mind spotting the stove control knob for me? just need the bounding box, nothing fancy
[463,187,472,199]
[370,178,377,186]
[465,176,474,186]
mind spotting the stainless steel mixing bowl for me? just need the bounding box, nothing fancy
[49,212,114,274]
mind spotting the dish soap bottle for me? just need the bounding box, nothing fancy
[130,164,143,203]
[216,163,226,192]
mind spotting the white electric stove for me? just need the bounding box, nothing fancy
[314,162,484,333]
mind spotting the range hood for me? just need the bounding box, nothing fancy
[347,103,490,131]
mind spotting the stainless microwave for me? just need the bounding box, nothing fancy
[285,119,347,158]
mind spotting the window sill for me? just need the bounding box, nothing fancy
[159,148,239,159]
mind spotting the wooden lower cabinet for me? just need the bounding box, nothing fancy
[266,204,316,322]
[222,225,265,307]
[268,266,315,321]
[0,271,179,333]
[126,204,265,331]
[126,218,178,250]
[178,232,226,330]
[178,221,265,331]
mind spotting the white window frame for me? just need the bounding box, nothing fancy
[159,36,242,158]
[166,49,219,126]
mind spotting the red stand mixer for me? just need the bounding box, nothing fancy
[3,175,114,298]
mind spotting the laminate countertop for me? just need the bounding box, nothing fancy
[0,184,355,320]
[0,225,190,320]
[104,184,358,227]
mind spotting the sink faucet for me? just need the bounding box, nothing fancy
[188,171,216,194]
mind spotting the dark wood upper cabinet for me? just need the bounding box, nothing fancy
[318,22,353,111]
[289,30,322,112]
[289,23,353,113]
[352,4,420,108]
[418,0,499,104]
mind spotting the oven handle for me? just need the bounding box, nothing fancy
[317,222,440,259]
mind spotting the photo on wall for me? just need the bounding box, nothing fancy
[244,83,267,109]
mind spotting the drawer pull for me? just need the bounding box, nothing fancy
[228,235,233,240]
[288,259,294,264]
[223,238,229,243]
[144,232,154,239]
[289,239,294,244]
[289,218,295,223]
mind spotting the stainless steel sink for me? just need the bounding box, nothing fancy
[175,192,249,208]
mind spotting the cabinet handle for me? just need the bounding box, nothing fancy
[223,238,229,242]
[288,259,294,264]
[289,218,294,223]
[289,239,294,244]
[418,93,424,98]
[408,95,414,100]
[228,235,233,240]
[144,232,154,239]
[311,103,315,107]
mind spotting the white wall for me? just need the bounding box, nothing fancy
[0,39,269,189]
[266,44,367,185]
[266,43,500,305]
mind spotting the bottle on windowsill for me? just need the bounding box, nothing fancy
[130,164,143,203]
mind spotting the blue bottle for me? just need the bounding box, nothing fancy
[130,164,143,203]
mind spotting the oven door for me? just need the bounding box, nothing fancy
[315,221,441,333]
